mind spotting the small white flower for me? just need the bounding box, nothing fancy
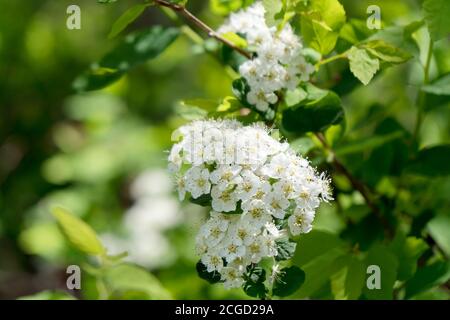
[211,185,238,212]
[288,209,315,235]
[265,191,290,219]
[241,199,271,228]
[247,89,278,112]
[235,170,260,202]
[185,165,211,199]
[201,252,224,273]
[220,238,246,263]
[221,267,244,289]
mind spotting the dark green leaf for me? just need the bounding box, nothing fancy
[405,261,450,299]
[282,84,344,134]
[243,266,267,298]
[405,145,450,177]
[273,266,306,297]
[108,4,149,39]
[363,244,398,300]
[275,238,297,261]
[196,261,222,284]
[74,26,179,92]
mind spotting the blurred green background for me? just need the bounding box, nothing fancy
[0,0,449,300]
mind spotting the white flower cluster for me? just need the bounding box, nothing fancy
[218,2,315,113]
[168,119,331,288]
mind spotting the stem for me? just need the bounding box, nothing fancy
[413,38,433,142]
[315,132,394,238]
[315,52,348,69]
[153,0,252,59]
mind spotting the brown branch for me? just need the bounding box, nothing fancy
[153,0,252,59]
[315,132,394,238]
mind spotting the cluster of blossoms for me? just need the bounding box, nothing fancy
[168,119,331,288]
[217,2,315,113]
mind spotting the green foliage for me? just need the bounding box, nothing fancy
[105,264,172,299]
[427,215,450,256]
[405,145,450,177]
[422,73,450,95]
[282,84,344,134]
[388,234,428,281]
[272,266,306,297]
[108,4,150,39]
[363,245,398,300]
[423,0,450,40]
[52,207,106,256]
[330,255,365,300]
[73,26,180,92]
[405,261,450,299]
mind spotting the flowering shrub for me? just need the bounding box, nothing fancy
[168,119,331,290]
[32,0,449,301]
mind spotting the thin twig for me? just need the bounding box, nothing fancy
[315,132,394,238]
[153,0,252,59]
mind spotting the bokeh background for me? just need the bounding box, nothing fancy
[0,0,449,300]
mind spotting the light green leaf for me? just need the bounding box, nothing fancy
[108,4,149,39]
[210,0,248,16]
[427,215,450,257]
[361,40,412,64]
[405,261,450,299]
[221,32,247,48]
[282,84,344,134]
[331,255,365,300]
[422,73,450,95]
[363,244,398,300]
[272,266,306,297]
[105,263,172,299]
[347,46,380,85]
[262,0,283,27]
[300,0,346,55]
[275,238,297,261]
[388,234,428,281]
[405,145,450,177]
[52,207,105,255]
[423,0,450,40]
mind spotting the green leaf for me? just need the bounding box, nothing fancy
[243,266,267,298]
[361,40,412,64]
[221,32,247,48]
[196,261,222,284]
[300,0,346,55]
[210,0,248,16]
[427,215,450,257]
[275,238,297,261]
[282,84,344,134]
[388,234,428,281]
[347,46,380,85]
[18,290,76,300]
[272,266,306,297]
[108,4,149,39]
[189,193,212,206]
[423,0,450,40]
[292,230,347,298]
[74,26,179,92]
[335,131,405,156]
[363,244,398,300]
[52,207,105,255]
[262,0,283,27]
[105,264,172,299]
[405,261,450,299]
[330,255,365,300]
[422,73,450,95]
[405,145,450,177]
